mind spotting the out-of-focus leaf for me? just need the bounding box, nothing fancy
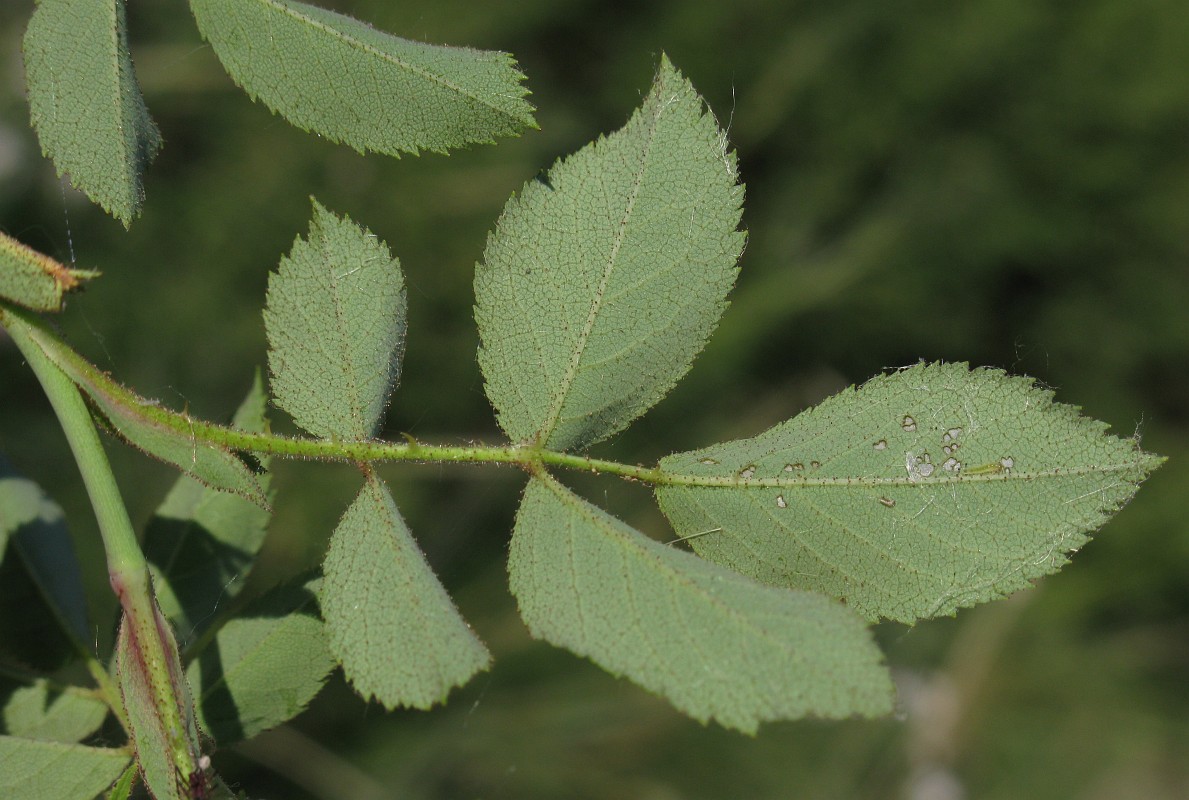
[0,736,131,800]
[187,578,334,745]
[320,473,490,709]
[2,680,108,743]
[188,0,535,156]
[0,458,89,646]
[22,0,161,225]
[146,374,273,637]
[264,200,406,440]
[476,55,745,451]
[656,362,1165,623]
[510,473,893,733]
[0,231,98,312]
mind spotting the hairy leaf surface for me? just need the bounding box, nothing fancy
[115,609,203,800]
[188,0,535,156]
[476,55,745,451]
[264,201,406,440]
[22,0,161,225]
[321,474,490,709]
[656,362,1164,623]
[146,374,272,637]
[0,231,98,312]
[509,474,893,732]
[0,737,131,800]
[2,680,108,743]
[187,578,333,745]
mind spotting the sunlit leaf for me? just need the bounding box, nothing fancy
[0,231,98,312]
[510,474,893,733]
[187,578,333,745]
[2,680,108,743]
[188,0,535,156]
[146,373,273,637]
[0,736,131,800]
[476,55,745,451]
[320,473,490,709]
[264,200,406,440]
[656,362,1164,623]
[22,0,161,225]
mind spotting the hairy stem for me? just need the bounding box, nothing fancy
[10,302,1108,494]
[3,305,201,780]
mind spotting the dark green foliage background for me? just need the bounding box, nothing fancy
[1,1,1186,797]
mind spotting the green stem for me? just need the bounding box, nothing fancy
[12,301,1128,495]
[3,307,199,777]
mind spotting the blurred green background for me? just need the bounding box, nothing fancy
[2,0,1187,797]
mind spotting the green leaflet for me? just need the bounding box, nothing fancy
[656,362,1164,624]
[320,473,490,709]
[509,474,893,733]
[264,200,406,440]
[105,761,138,800]
[22,0,161,225]
[0,736,131,800]
[187,578,334,745]
[0,459,90,647]
[2,680,108,744]
[188,0,535,157]
[476,55,745,451]
[0,231,99,312]
[146,374,272,636]
[1,307,268,507]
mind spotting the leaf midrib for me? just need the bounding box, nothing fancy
[257,0,523,122]
[658,459,1152,489]
[536,88,664,447]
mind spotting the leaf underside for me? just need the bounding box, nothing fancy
[0,231,98,312]
[188,0,535,157]
[264,200,406,440]
[23,0,161,225]
[320,473,490,709]
[657,362,1164,623]
[510,474,894,733]
[476,54,746,451]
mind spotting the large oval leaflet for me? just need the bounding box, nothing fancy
[23,0,161,225]
[475,54,746,452]
[655,362,1164,624]
[510,474,894,733]
[188,0,536,158]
